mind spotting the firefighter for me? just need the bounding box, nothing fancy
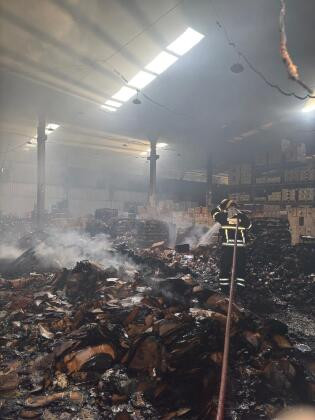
[211,199,251,294]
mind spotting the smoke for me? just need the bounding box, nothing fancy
[1,228,137,273]
[181,224,208,249]
[34,228,137,271]
[197,223,220,247]
[0,244,22,260]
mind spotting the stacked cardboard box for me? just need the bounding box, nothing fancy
[300,165,315,182]
[284,168,300,183]
[265,176,281,184]
[255,177,266,184]
[256,168,281,184]
[268,191,282,202]
[263,205,281,218]
[187,207,213,226]
[228,193,250,203]
[283,143,306,162]
[240,164,252,184]
[254,195,267,202]
[228,166,241,185]
[284,165,315,183]
[282,189,297,202]
[288,207,315,245]
[298,188,315,202]
[228,164,252,185]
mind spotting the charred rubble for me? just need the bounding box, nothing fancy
[0,218,314,419]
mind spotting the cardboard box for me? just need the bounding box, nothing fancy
[282,189,297,202]
[228,165,241,185]
[288,206,315,244]
[298,188,315,201]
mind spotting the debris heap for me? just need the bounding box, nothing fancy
[0,257,314,419]
[244,219,315,315]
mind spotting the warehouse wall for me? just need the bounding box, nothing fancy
[0,138,207,217]
[0,180,206,217]
[0,182,148,216]
[0,167,206,217]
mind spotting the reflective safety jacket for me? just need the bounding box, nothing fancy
[211,207,251,247]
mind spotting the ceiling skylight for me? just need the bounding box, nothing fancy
[105,99,122,108]
[101,26,205,112]
[157,142,168,149]
[101,104,117,112]
[167,27,205,56]
[112,86,137,102]
[128,70,157,89]
[145,51,178,75]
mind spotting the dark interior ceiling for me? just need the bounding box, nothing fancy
[0,0,315,173]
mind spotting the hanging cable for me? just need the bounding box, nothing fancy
[212,2,315,100]
[279,0,313,94]
[108,61,196,119]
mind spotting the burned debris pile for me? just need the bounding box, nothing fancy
[0,257,314,420]
[136,220,170,248]
[244,219,315,315]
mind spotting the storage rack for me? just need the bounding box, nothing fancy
[212,160,315,208]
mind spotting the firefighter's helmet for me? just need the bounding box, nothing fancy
[220,199,237,210]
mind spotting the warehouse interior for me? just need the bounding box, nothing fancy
[0,1,315,419]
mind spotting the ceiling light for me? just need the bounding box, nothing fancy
[45,123,60,135]
[167,27,205,56]
[26,141,36,148]
[157,142,168,149]
[230,63,244,73]
[101,104,117,112]
[302,105,315,113]
[133,98,142,105]
[46,123,60,131]
[105,99,122,108]
[302,98,315,113]
[112,86,137,102]
[128,70,156,89]
[145,51,178,75]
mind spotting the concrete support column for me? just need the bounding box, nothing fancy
[36,114,47,229]
[147,140,159,207]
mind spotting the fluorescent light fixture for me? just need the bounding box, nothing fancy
[302,98,315,113]
[101,104,117,112]
[46,123,60,135]
[112,86,137,102]
[46,123,60,131]
[145,51,178,75]
[105,99,122,108]
[128,70,157,89]
[157,142,168,149]
[167,27,205,56]
[26,139,36,148]
[302,105,315,113]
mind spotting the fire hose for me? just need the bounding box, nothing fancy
[216,216,239,420]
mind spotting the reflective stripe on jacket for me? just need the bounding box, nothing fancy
[211,207,251,247]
